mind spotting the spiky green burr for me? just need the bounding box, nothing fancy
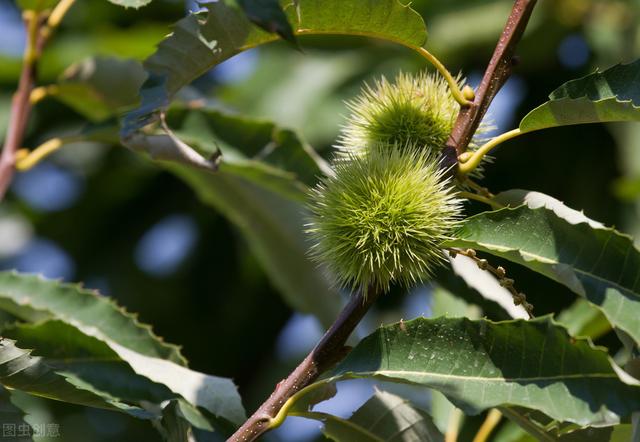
[336,71,460,157]
[307,144,462,292]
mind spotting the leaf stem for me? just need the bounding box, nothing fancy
[47,0,76,30]
[415,47,471,107]
[458,129,522,174]
[15,136,82,171]
[267,379,330,429]
[458,191,504,210]
[472,409,502,442]
[227,288,381,442]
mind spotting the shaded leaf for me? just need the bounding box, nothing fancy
[122,0,427,135]
[0,271,185,364]
[556,299,611,340]
[165,104,326,198]
[236,0,296,43]
[444,205,640,346]
[298,390,443,442]
[500,407,616,441]
[166,164,343,327]
[323,317,640,426]
[0,273,246,425]
[2,320,176,405]
[156,400,193,442]
[49,57,146,122]
[520,60,640,133]
[0,386,33,442]
[0,337,146,415]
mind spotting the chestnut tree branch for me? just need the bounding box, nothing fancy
[229,2,539,440]
[443,0,538,167]
[0,1,76,201]
[0,13,43,201]
[227,288,381,442]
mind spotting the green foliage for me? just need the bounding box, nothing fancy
[323,316,640,426]
[520,60,640,133]
[235,0,296,43]
[298,390,444,442]
[0,272,246,428]
[444,205,640,346]
[0,386,32,442]
[122,0,427,136]
[307,144,461,292]
[337,72,459,157]
[49,57,146,122]
[2,0,640,440]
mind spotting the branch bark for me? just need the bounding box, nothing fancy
[0,14,45,201]
[443,0,538,164]
[229,2,539,440]
[227,289,380,442]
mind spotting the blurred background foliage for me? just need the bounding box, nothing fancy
[0,0,639,440]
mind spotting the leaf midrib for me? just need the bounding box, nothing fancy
[330,369,619,383]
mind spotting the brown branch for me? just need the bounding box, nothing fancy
[229,2,539,441]
[227,288,380,442]
[443,0,538,166]
[0,14,43,201]
[0,5,68,201]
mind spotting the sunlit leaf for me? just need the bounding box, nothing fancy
[520,60,640,133]
[321,317,640,426]
[122,0,427,135]
[444,205,640,346]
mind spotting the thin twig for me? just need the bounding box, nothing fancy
[0,1,76,201]
[449,248,534,318]
[0,12,42,200]
[227,288,381,442]
[441,0,538,169]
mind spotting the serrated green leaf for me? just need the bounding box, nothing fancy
[0,386,33,442]
[0,273,246,425]
[122,0,426,136]
[165,104,326,198]
[520,60,640,133]
[298,390,443,442]
[0,337,146,415]
[155,400,193,442]
[2,320,176,406]
[443,205,640,346]
[322,317,640,426]
[0,271,185,364]
[49,57,146,122]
